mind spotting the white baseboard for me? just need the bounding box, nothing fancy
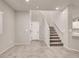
[15,43,28,46]
[64,46,79,53]
[15,42,31,46]
[15,40,31,46]
[0,44,14,55]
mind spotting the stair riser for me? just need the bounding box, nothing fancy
[50,30,55,31]
[50,36,59,37]
[50,40,61,42]
[50,29,55,31]
[50,28,55,30]
[50,34,58,35]
[50,27,54,29]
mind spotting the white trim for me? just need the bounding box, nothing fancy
[15,41,31,46]
[15,43,29,46]
[64,46,79,53]
[0,44,14,55]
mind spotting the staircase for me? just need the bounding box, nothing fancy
[50,27,63,46]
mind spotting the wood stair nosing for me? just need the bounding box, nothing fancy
[50,32,57,33]
[50,35,58,36]
[50,37,60,39]
[50,44,63,46]
[50,28,55,29]
[50,28,55,30]
[50,42,63,46]
[50,42,63,44]
[50,29,55,30]
[50,33,57,34]
[50,36,59,37]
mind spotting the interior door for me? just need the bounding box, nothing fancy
[31,21,39,40]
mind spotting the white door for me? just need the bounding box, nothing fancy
[31,22,39,40]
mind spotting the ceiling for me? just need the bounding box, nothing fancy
[3,0,79,11]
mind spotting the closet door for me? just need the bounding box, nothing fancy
[31,21,39,40]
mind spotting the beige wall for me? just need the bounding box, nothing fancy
[15,11,31,45]
[68,5,79,51]
[53,8,69,47]
[0,0,15,54]
[41,11,57,26]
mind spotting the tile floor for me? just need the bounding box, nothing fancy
[0,40,79,58]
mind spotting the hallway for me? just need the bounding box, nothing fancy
[0,41,79,58]
[0,0,79,58]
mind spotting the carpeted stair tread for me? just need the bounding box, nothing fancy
[49,27,63,47]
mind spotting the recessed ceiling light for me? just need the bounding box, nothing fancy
[25,0,30,2]
[63,11,65,14]
[56,7,59,10]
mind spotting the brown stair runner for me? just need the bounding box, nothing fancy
[50,27,63,46]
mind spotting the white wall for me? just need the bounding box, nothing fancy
[61,8,69,47]
[54,6,79,51]
[0,0,15,54]
[41,11,57,26]
[54,8,69,47]
[31,10,50,47]
[44,17,50,47]
[15,11,31,45]
[68,5,79,51]
[31,10,45,41]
